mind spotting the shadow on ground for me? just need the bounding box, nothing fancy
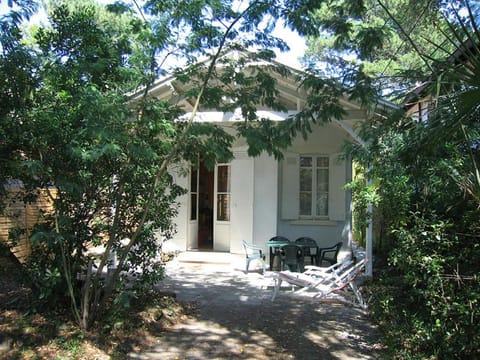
[129,259,382,360]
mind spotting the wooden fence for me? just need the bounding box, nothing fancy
[0,188,56,263]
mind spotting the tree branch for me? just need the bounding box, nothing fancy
[96,0,263,317]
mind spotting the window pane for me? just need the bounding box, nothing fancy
[300,192,312,216]
[190,193,197,220]
[217,194,230,221]
[217,165,230,192]
[300,169,312,191]
[190,168,197,191]
[317,157,329,167]
[299,155,330,218]
[316,192,328,216]
[300,156,312,167]
[317,169,329,192]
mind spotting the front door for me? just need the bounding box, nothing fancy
[189,161,232,251]
[197,162,214,249]
[188,161,214,250]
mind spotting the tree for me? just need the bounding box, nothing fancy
[0,0,39,196]
[303,0,468,102]
[305,0,480,357]
[2,0,347,330]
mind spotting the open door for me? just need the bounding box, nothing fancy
[229,154,254,254]
[188,161,214,250]
[213,163,231,251]
[198,162,214,249]
[187,165,198,250]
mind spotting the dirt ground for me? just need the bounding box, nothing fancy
[0,252,384,359]
[131,254,384,360]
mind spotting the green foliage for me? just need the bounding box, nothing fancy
[2,0,194,327]
[304,0,465,102]
[301,0,480,357]
[0,0,40,199]
[357,107,480,357]
[55,330,85,357]
[369,217,480,359]
[344,165,379,247]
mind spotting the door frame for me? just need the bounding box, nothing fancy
[188,161,217,250]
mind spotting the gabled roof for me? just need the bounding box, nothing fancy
[129,49,396,129]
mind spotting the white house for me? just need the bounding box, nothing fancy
[130,52,392,272]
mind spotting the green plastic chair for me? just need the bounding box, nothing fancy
[242,240,266,273]
[318,242,343,266]
[280,244,305,272]
[295,237,319,265]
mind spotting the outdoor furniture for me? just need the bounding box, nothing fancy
[270,257,367,307]
[242,240,266,273]
[280,244,305,272]
[318,241,343,266]
[295,237,319,265]
[267,236,290,271]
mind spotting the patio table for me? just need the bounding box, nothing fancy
[266,241,316,271]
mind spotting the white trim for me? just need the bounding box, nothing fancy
[333,119,366,146]
[288,220,338,226]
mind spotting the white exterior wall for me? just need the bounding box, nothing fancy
[277,122,352,250]
[229,151,254,254]
[252,153,278,251]
[168,165,189,252]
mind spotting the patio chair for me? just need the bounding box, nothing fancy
[242,240,266,273]
[267,236,290,271]
[318,241,343,266]
[280,244,305,272]
[271,257,367,308]
[295,237,319,265]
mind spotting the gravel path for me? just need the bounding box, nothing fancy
[130,254,383,360]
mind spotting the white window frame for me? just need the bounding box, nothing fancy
[216,163,231,222]
[299,155,329,219]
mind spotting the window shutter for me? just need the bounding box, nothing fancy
[281,152,299,220]
[329,154,346,221]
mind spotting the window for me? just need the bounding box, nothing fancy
[190,167,198,220]
[216,164,230,221]
[299,155,329,217]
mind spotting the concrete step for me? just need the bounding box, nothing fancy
[175,251,244,265]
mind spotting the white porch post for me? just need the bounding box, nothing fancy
[365,174,373,277]
[333,119,373,277]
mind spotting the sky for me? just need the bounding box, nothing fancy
[0,0,307,68]
[272,23,307,69]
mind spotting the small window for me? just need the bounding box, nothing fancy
[216,164,230,221]
[299,155,329,217]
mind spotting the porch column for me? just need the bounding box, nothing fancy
[333,118,375,276]
[365,174,373,277]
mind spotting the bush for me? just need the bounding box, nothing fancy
[369,216,480,359]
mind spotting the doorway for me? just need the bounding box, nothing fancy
[197,161,214,249]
